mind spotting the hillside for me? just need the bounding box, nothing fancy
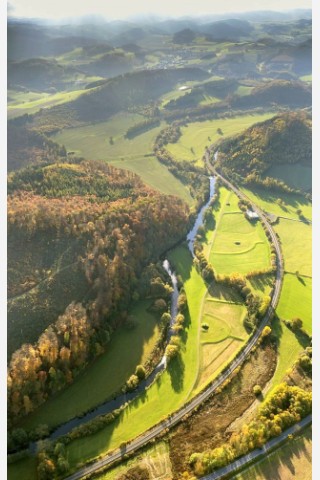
[232,80,311,109]
[7,121,67,171]
[8,58,81,91]
[216,112,311,182]
[7,160,190,422]
[28,67,210,133]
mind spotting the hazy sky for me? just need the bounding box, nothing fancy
[8,0,312,20]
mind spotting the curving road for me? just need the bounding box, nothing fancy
[64,152,284,480]
[200,414,312,480]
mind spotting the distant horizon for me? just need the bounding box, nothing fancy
[7,0,312,22]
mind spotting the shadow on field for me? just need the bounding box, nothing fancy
[167,352,185,393]
[241,427,312,480]
[249,273,274,293]
[248,187,310,210]
[207,282,241,303]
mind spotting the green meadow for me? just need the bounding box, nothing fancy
[241,188,312,221]
[194,286,247,392]
[206,190,271,276]
[52,114,193,204]
[274,219,312,276]
[166,113,274,166]
[7,89,87,119]
[277,274,312,335]
[265,164,312,192]
[18,301,161,432]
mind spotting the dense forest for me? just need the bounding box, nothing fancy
[7,160,190,424]
[215,111,311,181]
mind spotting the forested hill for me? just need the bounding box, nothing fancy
[216,111,311,181]
[8,160,190,422]
[29,67,210,133]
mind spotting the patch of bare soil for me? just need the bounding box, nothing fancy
[169,343,277,478]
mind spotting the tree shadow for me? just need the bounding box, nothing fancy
[248,427,312,480]
[167,352,185,393]
[297,276,306,286]
[207,282,242,303]
[249,274,274,293]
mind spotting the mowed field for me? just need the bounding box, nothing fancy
[277,274,312,335]
[274,219,312,277]
[18,301,162,431]
[96,441,172,480]
[234,426,312,480]
[194,286,247,393]
[166,113,274,166]
[265,164,312,192]
[206,190,271,275]
[52,114,193,204]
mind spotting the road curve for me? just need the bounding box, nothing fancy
[64,153,284,480]
[200,414,312,480]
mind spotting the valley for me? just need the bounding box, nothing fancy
[7,8,312,480]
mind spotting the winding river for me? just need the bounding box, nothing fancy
[40,176,216,443]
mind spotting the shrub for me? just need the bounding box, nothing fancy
[253,385,262,396]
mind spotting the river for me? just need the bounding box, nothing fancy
[39,176,216,443]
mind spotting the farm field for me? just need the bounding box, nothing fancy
[276,273,312,335]
[166,112,274,166]
[52,113,159,160]
[234,426,312,480]
[268,316,307,392]
[241,187,312,221]
[18,300,161,432]
[52,115,193,203]
[7,88,87,119]
[206,191,271,276]
[96,441,172,480]
[194,288,247,392]
[274,219,312,277]
[108,155,193,205]
[265,164,312,192]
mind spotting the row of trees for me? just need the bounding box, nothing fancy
[189,383,312,476]
[124,118,160,139]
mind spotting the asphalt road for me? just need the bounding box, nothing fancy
[64,152,284,480]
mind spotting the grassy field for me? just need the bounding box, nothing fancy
[274,219,312,276]
[52,245,206,471]
[265,164,312,192]
[194,288,247,392]
[166,113,274,166]
[18,301,161,431]
[269,316,307,392]
[276,273,312,335]
[241,188,312,221]
[205,190,271,276]
[234,426,312,480]
[8,457,37,480]
[7,88,86,119]
[52,113,156,159]
[52,114,193,204]
[108,156,193,205]
[96,441,172,480]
